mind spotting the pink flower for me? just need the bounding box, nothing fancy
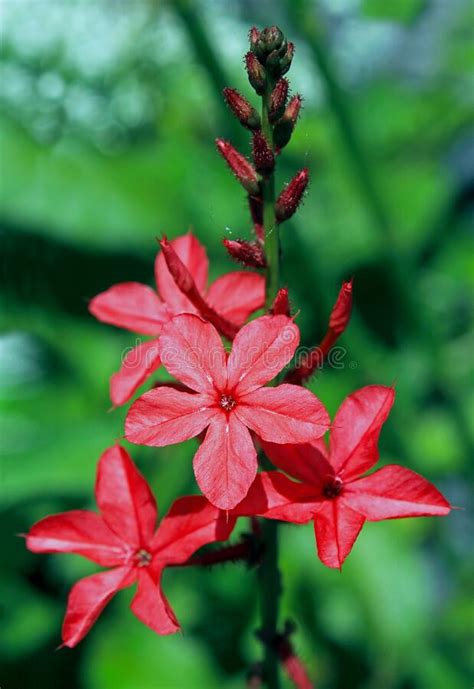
[233,385,451,568]
[125,314,330,510]
[89,233,265,405]
[25,446,235,646]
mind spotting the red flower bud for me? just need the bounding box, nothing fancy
[273,94,302,150]
[223,88,260,131]
[270,288,290,316]
[280,42,295,75]
[245,51,266,95]
[252,131,275,175]
[275,168,309,222]
[223,238,266,269]
[329,279,353,335]
[269,78,289,123]
[248,26,260,50]
[216,139,259,194]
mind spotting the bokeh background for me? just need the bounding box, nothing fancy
[1,0,473,687]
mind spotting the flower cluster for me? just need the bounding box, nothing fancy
[25,25,450,683]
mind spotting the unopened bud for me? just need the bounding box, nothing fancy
[329,280,353,335]
[252,131,274,175]
[259,26,284,55]
[269,78,289,123]
[270,288,290,316]
[245,52,266,95]
[223,88,260,131]
[223,238,266,269]
[216,139,259,194]
[273,94,302,150]
[279,42,295,75]
[249,26,260,50]
[275,168,309,222]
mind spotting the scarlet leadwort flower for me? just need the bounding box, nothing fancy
[26,446,235,646]
[125,313,330,510]
[233,385,451,568]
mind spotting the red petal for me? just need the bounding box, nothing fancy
[259,438,333,488]
[314,500,365,569]
[26,511,126,567]
[227,315,300,395]
[130,569,180,635]
[95,446,157,549]
[62,566,134,647]
[125,387,216,447]
[159,313,227,393]
[151,495,236,565]
[330,385,395,480]
[343,465,451,520]
[232,472,321,523]
[206,272,265,326]
[155,233,208,313]
[236,385,330,443]
[193,413,258,510]
[89,283,168,335]
[110,338,161,406]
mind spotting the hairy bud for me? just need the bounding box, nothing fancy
[269,78,289,123]
[275,168,309,222]
[245,52,266,95]
[279,42,295,75]
[223,238,266,269]
[273,94,302,150]
[216,139,259,194]
[249,26,260,50]
[270,288,291,316]
[252,131,275,175]
[223,88,260,131]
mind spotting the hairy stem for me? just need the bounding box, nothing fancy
[259,78,282,689]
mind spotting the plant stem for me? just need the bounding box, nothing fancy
[259,78,282,689]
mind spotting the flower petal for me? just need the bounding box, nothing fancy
[206,272,265,326]
[95,446,157,548]
[330,385,395,480]
[159,313,227,393]
[259,438,332,488]
[125,387,216,447]
[62,566,134,647]
[151,495,236,565]
[110,338,161,406]
[227,315,300,395]
[26,511,126,567]
[89,283,168,335]
[130,569,180,635]
[314,500,365,569]
[193,413,258,510]
[155,233,208,313]
[236,385,330,444]
[343,465,451,520]
[232,472,322,523]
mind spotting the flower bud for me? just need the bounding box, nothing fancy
[223,238,266,269]
[252,131,275,175]
[269,78,289,123]
[273,94,302,150]
[275,168,309,222]
[270,288,291,316]
[223,88,260,131]
[259,26,284,55]
[279,42,295,75]
[245,52,266,95]
[248,26,260,51]
[329,280,353,335]
[216,139,259,195]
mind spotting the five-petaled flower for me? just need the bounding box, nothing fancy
[25,445,235,647]
[125,313,330,510]
[232,385,451,568]
[89,232,265,405]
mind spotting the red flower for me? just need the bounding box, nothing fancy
[125,314,330,510]
[89,233,265,405]
[233,385,451,568]
[25,446,235,647]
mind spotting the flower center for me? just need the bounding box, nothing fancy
[323,477,343,499]
[135,549,152,567]
[220,394,237,412]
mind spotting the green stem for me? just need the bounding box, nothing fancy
[259,79,282,689]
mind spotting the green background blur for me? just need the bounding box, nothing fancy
[1,1,472,687]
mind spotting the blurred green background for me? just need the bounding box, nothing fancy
[1,0,472,687]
